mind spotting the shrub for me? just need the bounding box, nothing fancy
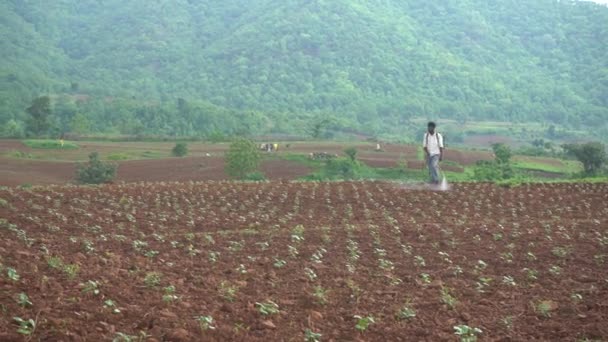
[244,172,266,181]
[172,142,188,157]
[344,147,358,162]
[474,144,514,181]
[326,157,359,179]
[562,142,606,176]
[225,138,261,179]
[76,152,117,184]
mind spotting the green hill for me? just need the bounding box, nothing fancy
[1,0,607,139]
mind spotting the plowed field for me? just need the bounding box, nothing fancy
[1,182,607,341]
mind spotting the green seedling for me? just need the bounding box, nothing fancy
[13,317,36,335]
[218,281,238,302]
[195,315,216,330]
[305,267,317,281]
[549,265,562,276]
[571,293,583,303]
[304,329,322,342]
[81,280,101,295]
[502,276,517,286]
[354,315,375,332]
[17,293,32,307]
[104,299,121,314]
[7,267,19,281]
[454,325,482,342]
[144,272,162,287]
[256,300,280,316]
[47,256,63,269]
[63,264,80,280]
[534,300,555,318]
[440,287,458,309]
[273,258,287,268]
[397,302,416,320]
[551,246,571,259]
[208,251,220,263]
[163,285,179,302]
[313,285,328,305]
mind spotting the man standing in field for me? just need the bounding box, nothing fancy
[423,121,444,184]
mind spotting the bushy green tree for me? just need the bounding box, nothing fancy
[76,152,117,184]
[344,147,358,162]
[172,142,188,157]
[474,144,514,180]
[562,142,606,176]
[25,96,52,136]
[492,143,513,165]
[225,138,261,179]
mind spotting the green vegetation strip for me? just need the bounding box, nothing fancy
[23,140,79,150]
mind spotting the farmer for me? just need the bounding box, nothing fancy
[423,121,444,184]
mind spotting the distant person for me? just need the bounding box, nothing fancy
[423,121,444,184]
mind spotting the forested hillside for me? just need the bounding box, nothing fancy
[1,0,607,139]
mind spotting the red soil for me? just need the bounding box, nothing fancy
[1,182,607,341]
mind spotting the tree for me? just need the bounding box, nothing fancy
[25,96,52,136]
[562,142,606,176]
[344,147,358,162]
[474,144,514,181]
[492,143,512,164]
[76,152,117,184]
[308,118,331,139]
[225,138,261,179]
[70,113,91,134]
[172,142,188,157]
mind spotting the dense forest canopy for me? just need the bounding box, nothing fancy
[1,0,607,140]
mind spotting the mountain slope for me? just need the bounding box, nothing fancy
[1,0,607,138]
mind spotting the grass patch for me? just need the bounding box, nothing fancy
[106,153,131,161]
[513,159,581,174]
[141,151,165,159]
[7,150,35,159]
[278,153,324,169]
[23,140,79,149]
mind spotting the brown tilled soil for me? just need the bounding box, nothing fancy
[1,182,607,341]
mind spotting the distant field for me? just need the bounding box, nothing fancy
[0,139,579,186]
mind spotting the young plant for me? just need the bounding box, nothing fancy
[313,285,328,305]
[454,325,482,342]
[195,315,216,331]
[304,329,322,342]
[163,285,179,302]
[62,263,80,280]
[104,299,121,314]
[354,315,375,332]
[81,280,101,295]
[534,300,556,318]
[304,267,317,281]
[255,300,280,316]
[501,316,514,331]
[549,265,562,276]
[218,281,238,302]
[397,302,416,320]
[144,272,162,287]
[17,293,32,307]
[13,317,36,336]
[7,267,19,281]
[440,287,458,309]
[273,258,287,268]
[502,276,517,286]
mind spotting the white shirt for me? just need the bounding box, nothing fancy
[423,132,444,156]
